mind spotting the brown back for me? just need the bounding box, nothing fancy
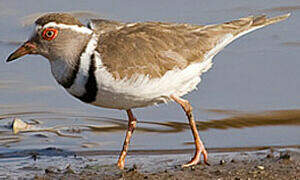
[95,15,283,79]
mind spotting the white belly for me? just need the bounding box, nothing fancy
[92,56,213,109]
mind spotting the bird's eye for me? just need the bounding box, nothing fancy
[42,28,58,41]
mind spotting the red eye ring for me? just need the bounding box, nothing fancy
[42,28,58,41]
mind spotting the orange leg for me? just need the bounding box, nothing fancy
[117,109,137,169]
[171,95,209,167]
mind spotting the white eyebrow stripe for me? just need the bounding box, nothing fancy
[36,22,93,34]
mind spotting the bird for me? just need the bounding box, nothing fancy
[6,12,290,169]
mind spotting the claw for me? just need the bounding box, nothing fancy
[182,145,209,167]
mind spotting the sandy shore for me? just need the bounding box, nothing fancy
[20,146,299,180]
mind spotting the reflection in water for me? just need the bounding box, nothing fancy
[0,109,299,137]
[203,109,300,130]
[0,136,21,147]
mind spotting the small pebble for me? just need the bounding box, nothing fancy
[65,166,75,174]
[256,165,265,170]
[12,118,32,134]
[31,154,38,161]
[220,159,226,165]
[45,168,56,174]
[126,167,135,173]
[280,152,291,160]
[214,170,222,175]
[266,153,274,158]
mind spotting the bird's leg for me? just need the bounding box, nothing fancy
[117,109,137,170]
[170,95,209,167]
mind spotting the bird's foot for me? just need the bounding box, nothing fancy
[182,146,209,168]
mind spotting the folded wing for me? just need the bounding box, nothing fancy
[95,14,290,80]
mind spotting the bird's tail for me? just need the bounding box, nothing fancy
[231,13,291,38]
[202,13,290,61]
[251,13,291,27]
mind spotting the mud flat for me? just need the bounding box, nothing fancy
[0,145,298,179]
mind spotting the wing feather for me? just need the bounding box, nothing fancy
[95,14,290,79]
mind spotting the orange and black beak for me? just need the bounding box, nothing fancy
[6,41,37,62]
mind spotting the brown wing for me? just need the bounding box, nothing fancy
[96,14,289,80]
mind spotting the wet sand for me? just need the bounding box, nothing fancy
[31,147,299,180]
[0,146,299,179]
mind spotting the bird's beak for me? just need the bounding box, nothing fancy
[6,41,37,62]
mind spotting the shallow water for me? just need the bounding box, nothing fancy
[0,0,300,156]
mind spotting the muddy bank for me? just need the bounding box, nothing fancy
[20,147,299,179]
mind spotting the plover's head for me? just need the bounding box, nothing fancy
[7,13,93,63]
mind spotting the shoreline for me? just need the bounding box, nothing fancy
[0,145,298,179]
[1,144,299,158]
